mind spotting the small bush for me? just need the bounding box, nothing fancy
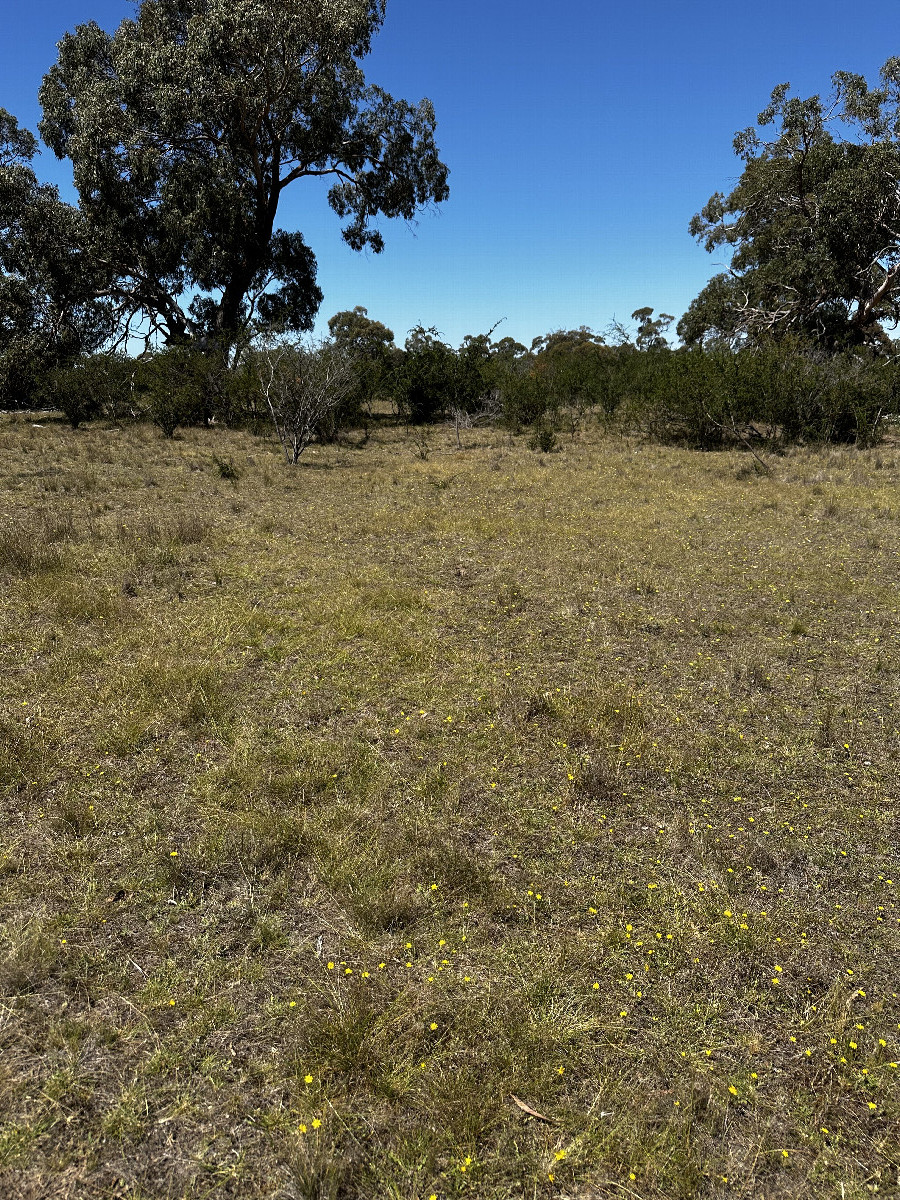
[256,336,356,462]
[41,353,139,428]
[211,454,241,481]
[528,416,558,453]
[394,327,460,424]
[497,366,551,430]
[136,346,212,437]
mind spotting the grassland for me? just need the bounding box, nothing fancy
[0,413,898,1199]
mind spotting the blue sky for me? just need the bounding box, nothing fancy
[2,0,898,348]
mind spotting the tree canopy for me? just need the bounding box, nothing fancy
[327,305,395,358]
[680,59,900,351]
[0,109,112,400]
[35,0,449,348]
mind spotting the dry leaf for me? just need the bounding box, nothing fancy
[510,1094,555,1123]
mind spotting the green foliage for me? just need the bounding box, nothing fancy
[530,326,615,419]
[629,307,674,351]
[326,306,396,436]
[617,344,895,448]
[393,323,524,426]
[327,306,395,362]
[683,60,900,350]
[0,336,51,411]
[494,362,547,430]
[41,353,138,428]
[34,324,885,454]
[527,414,558,453]
[135,346,216,437]
[621,348,740,448]
[37,0,449,347]
[676,274,746,351]
[0,109,112,405]
[476,326,617,433]
[453,333,493,414]
[395,327,459,424]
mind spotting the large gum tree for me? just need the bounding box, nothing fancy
[680,59,900,351]
[38,0,449,348]
[0,109,112,400]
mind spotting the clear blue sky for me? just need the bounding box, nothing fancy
[2,0,898,348]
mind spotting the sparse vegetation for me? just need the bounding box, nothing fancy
[3,7,900,1194]
[0,414,898,1198]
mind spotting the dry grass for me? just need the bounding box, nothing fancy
[0,413,898,1199]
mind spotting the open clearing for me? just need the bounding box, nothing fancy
[0,416,898,1199]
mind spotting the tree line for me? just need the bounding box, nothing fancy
[3,0,900,451]
[27,307,897,455]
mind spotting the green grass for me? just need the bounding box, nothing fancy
[0,412,898,1199]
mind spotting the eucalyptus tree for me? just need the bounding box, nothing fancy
[38,0,449,350]
[327,305,397,422]
[327,306,395,359]
[0,109,111,402]
[681,59,900,351]
[629,307,674,351]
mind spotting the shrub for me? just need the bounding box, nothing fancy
[41,353,138,428]
[394,327,460,424]
[135,346,214,437]
[256,336,356,462]
[528,415,558,453]
[614,343,894,448]
[0,336,53,410]
[494,364,550,430]
[325,306,397,437]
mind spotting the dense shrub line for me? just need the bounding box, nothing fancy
[6,319,899,451]
[607,343,900,449]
